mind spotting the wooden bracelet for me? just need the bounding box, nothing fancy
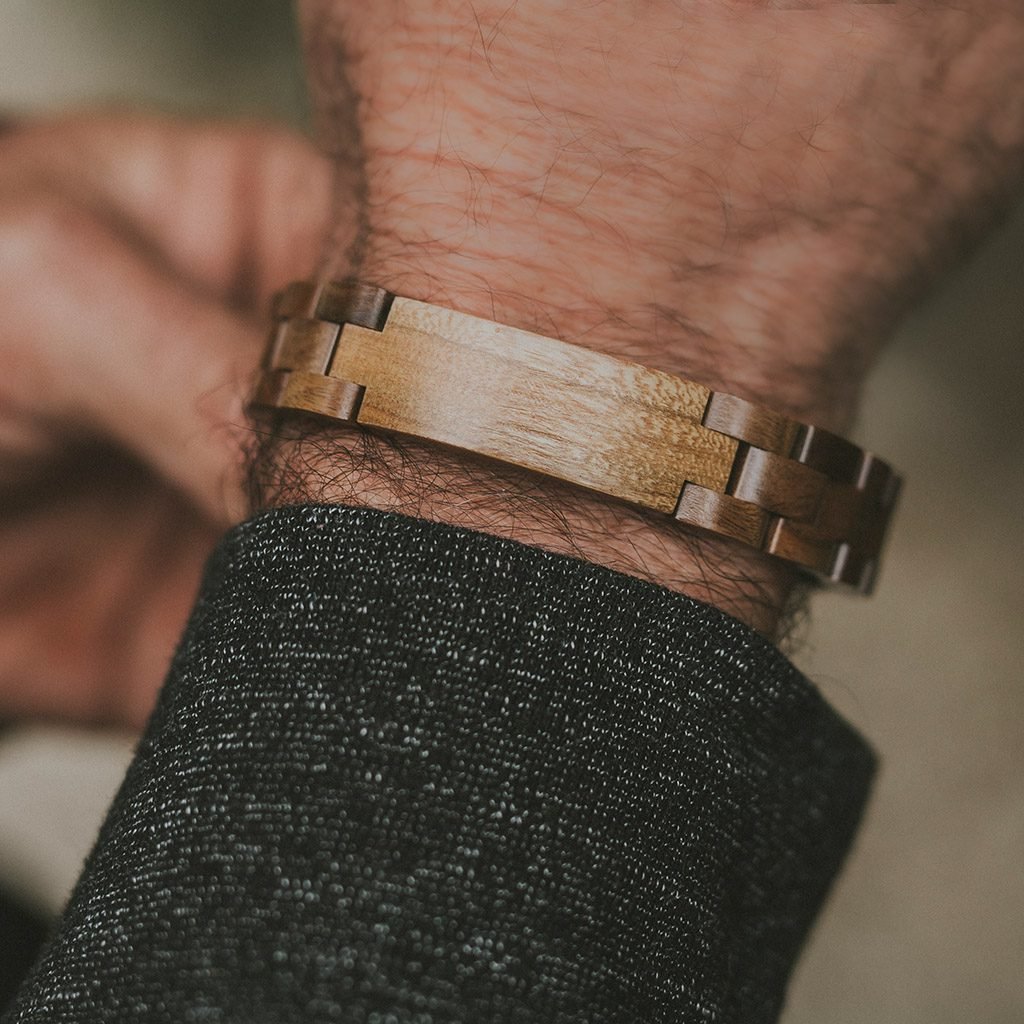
[252,280,901,594]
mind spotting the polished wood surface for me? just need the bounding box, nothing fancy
[253,281,901,593]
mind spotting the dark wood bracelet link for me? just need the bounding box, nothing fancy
[252,280,901,594]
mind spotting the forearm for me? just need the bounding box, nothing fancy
[300,1,1023,405]
[251,0,1024,633]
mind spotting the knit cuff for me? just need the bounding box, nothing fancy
[8,505,874,1024]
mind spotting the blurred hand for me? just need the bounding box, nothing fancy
[0,113,330,726]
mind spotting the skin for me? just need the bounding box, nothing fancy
[0,116,331,724]
[2,1,1024,723]
[272,0,1024,623]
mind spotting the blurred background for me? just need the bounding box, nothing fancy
[0,0,1021,1019]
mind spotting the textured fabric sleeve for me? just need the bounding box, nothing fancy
[6,505,874,1024]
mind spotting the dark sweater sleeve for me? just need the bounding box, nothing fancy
[6,505,874,1024]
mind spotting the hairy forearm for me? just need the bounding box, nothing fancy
[251,0,1024,632]
[301,1,1023,410]
[303,2,868,423]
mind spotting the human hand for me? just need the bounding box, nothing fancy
[0,113,330,725]
[260,0,1024,632]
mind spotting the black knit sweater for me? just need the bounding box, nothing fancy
[6,505,874,1023]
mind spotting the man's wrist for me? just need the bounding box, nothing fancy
[266,2,913,632]
[254,142,837,634]
[251,180,811,633]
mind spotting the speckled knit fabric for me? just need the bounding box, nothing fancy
[7,505,874,1023]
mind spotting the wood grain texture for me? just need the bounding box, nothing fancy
[675,483,771,549]
[703,392,802,455]
[328,298,738,514]
[729,446,828,520]
[267,318,340,375]
[255,369,364,421]
[273,280,393,330]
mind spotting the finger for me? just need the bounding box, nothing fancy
[0,114,333,311]
[0,454,217,726]
[0,190,262,522]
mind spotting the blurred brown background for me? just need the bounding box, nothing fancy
[0,1,1021,1020]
